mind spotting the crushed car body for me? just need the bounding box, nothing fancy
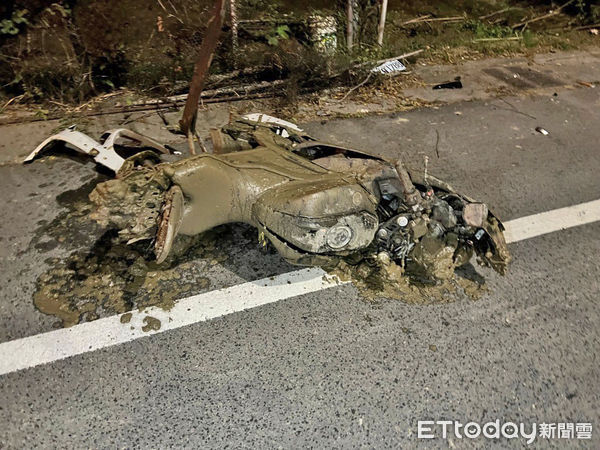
[26,115,510,282]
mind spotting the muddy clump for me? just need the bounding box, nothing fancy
[33,231,223,328]
[142,316,161,332]
[120,312,132,323]
[89,168,171,244]
[329,252,488,305]
[30,177,239,327]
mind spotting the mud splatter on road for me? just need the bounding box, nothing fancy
[29,178,237,328]
[120,312,132,324]
[33,232,222,327]
[142,316,161,332]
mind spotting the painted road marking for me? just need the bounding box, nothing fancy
[1,199,600,376]
[0,268,343,376]
[503,199,600,244]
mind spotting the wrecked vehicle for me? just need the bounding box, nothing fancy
[26,114,510,282]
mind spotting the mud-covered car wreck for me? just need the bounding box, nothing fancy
[26,114,510,285]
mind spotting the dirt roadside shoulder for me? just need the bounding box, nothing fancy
[0,48,598,166]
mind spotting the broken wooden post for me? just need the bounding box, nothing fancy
[179,0,226,155]
[377,0,388,46]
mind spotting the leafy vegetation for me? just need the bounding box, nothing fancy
[0,0,597,105]
[0,9,28,35]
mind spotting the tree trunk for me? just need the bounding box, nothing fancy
[377,0,388,46]
[346,0,354,50]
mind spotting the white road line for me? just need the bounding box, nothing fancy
[1,199,600,376]
[0,268,345,376]
[503,199,600,244]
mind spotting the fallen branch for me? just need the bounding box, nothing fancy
[339,72,373,102]
[0,90,284,126]
[210,65,270,85]
[1,94,25,113]
[479,7,512,20]
[238,16,293,24]
[576,80,595,88]
[356,49,424,68]
[119,80,286,108]
[572,23,600,31]
[473,36,522,42]
[170,65,272,93]
[419,16,465,23]
[400,15,464,26]
[512,0,575,29]
[400,15,431,25]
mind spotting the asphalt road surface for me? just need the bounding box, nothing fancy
[1,86,599,448]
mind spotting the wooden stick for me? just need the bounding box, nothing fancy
[179,0,226,154]
[401,15,431,25]
[339,72,372,102]
[419,16,464,22]
[0,94,24,112]
[401,15,464,26]
[229,0,239,69]
[357,49,424,67]
[124,80,286,108]
[573,23,600,31]
[512,0,575,29]
[479,7,511,20]
[205,65,270,87]
[473,36,522,42]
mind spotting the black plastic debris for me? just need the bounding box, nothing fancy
[433,77,463,90]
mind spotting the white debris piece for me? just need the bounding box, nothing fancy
[24,127,170,173]
[371,59,406,74]
[242,113,304,138]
